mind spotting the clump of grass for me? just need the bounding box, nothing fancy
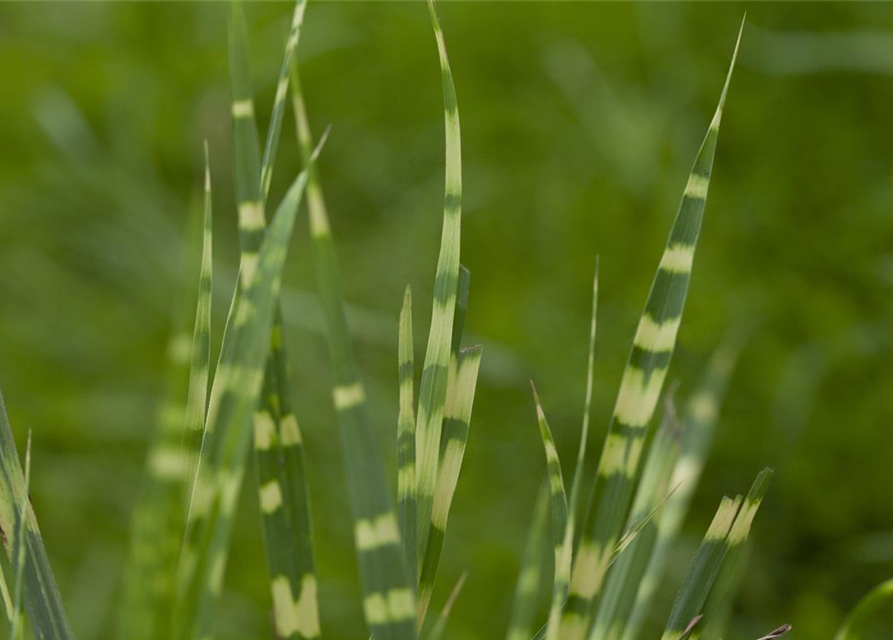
[0,3,889,640]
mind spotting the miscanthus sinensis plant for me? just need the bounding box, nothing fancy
[0,2,889,640]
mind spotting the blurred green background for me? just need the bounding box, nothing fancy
[2,2,893,638]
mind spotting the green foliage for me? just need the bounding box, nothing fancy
[0,4,890,640]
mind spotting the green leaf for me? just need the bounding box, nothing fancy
[398,286,418,586]
[10,432,31,640]
[559,20,744,640]
[834,579,893,640]
[544,263,598,640]
[415,0,464,566]
[622,333,743,640]
[506,483,550,640]
[0,392,75,640]
[418,344,482,623]
[289,11,416,639]
[592,399,681,640]
[173,169,310,640]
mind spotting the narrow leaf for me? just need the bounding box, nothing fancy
[398,286,418,585]
[506,483,550,640]
[425,572,467,640]
[415,0,464,564]
[560,21,744,640]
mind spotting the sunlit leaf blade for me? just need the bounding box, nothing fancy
[415,0,464,565]
[834,579,893,640]
[659,495,741,640]
[592,400,680,640]
[756,624,792,640]
[0,392,75,640]
[622,335,742,640]
[173,170,309,640]
[398,286,418,586]
[560,21,744,640]
[260,0,307,203]
[418,344,482,624]
[506,483,550,640]
[182,142,214,508]
[289,18,416,640]
[10,432,31,640]
[530,384,570,623]
[229,4,320,638]
[425,572,467,640]
[661,468,771,640]
[545,264,598,640]
[689,468,772,640]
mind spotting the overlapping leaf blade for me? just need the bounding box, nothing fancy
[507,483,550,640]
[559,22,744,640]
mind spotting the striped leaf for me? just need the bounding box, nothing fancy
[507,483,550,640]
[415,0,464,565]
[559,22,744,640]
[288,15,416,640]
[119,191,207,640]
[834,579,893,640]
[660,495,742,640]
[425,572,467,640]
[689,468,772,640]
[545,264,598,640]
[591,400,681,640]
[622,335,742,640]
[173,169,310,640]
[661,468,771,640]
[530,384,570,623]
[0,392,75,640]
[418,344,482,623]
[10,432,31,640]
[398,286,418,585]
[183,142,214,506]
[227,3,320,638]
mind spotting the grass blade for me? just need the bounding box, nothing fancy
[289,14,416,640]
[10,432,31,640]
[530,384,570,625]
[544,264,598,640]
[174,169,309,640]
[661,468,771,640]
[425,572,467,640]
[592,400,681,640]
[415,0,464,564]
[659,495,741,640]
[0,391,75,640]
[229,4,321,638]
[560,21,744,640]
[621,336,742,640]
[507,483,550,640]
[398,286,418,586]
[418,344,483,623]
[689,468,772,640]
[834,579,893,640]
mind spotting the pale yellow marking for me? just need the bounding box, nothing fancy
[259,480,283,513]
[231,99,254,119]
[659,243,695,273]
[684,173,710,199]
[275,76,290,105]
[355,513,400,551]
[272,574,320,639]
[332,381,365,411]
[148,447,188,480]
[240,253,259,288]
[280,414,302,446]
[363,592,389,625]
[634,315,681,353]
[599,432,628,477]
[397,464,415,499]
[614,366,667,428]
[254,412,276,450]
[209,552,226,595]
[569,541,609,600]
[387,587,415,621]
[688,391,718,423]
[238,200,265,231]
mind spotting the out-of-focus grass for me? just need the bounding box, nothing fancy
[1,3,893,639]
